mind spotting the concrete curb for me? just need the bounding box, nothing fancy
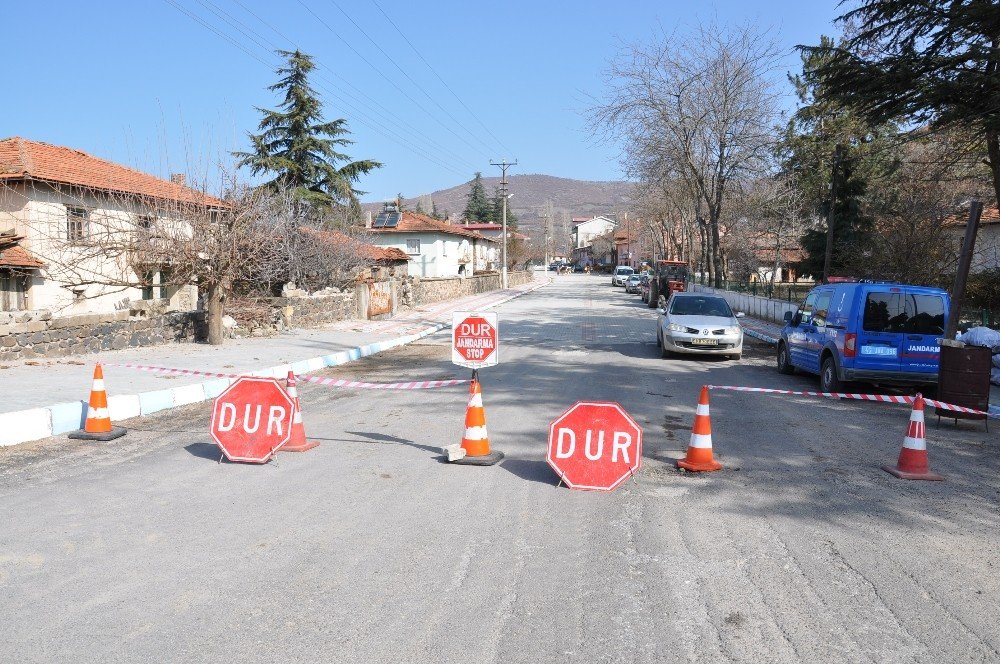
[0,280,548,448]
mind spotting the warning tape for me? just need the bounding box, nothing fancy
[706,384,989,416]
[107,363,468,390]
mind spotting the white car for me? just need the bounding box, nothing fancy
[611,266,635,286]
[656,292,744,360]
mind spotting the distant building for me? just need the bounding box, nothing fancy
[368,204,497,278]
[572,215,616,249]
[945,204,1000,272]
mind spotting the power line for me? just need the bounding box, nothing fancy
[161,0,472,177]
[369,0,514,158]
[220,0,480,172]
[328,0,498,156]
[295,0,492,161]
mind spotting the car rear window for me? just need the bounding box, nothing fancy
[862,292,946,335]
[670,296,733,317]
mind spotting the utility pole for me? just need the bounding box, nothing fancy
[822,143,845,284]
[491,159,517,288]
[945,201,983,340]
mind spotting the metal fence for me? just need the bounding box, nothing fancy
[691,278,997,330]
[690,278,814,303]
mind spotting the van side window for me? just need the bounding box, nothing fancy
[814,293,832,327]
[799,293,817,325]
[903,294,946,335]
[863,293,904,332]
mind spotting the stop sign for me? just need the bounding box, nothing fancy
[210,376,295,463]
[452,311,499,368]
[547,401,643,491]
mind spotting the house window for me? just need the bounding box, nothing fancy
[137,215,154,231]
[406,239,421,255]
[66,206,88,241]
[0,270,27,311]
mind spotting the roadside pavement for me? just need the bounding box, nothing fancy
[0,274,547,444]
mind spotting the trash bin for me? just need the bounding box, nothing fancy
[935,340,991,428]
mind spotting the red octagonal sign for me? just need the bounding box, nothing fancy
[547,401,643,491]
[211,376,295,463]
[452,311,498,369]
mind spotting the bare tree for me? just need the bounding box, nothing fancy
[737,175,809,288]
[591,22,782,287]
[4,174,368,345]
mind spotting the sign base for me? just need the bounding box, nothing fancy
[69,426,127,441]
[449,450,505,466]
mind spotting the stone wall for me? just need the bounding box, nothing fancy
[410,271,532,306]
[0,303,204,361]
[270,291,357,330]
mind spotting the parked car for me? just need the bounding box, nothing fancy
[656,293,744,360]
[573,264,585,272]
[612,265,635,286]
[639,274,651,302]
[777,281,948,392]
[624,274,643,293]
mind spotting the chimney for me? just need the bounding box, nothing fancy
[170,173,186,186]
[366,210,373,228]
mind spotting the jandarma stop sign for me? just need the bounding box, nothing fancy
[547,401,643,491]
[452,311,499,368]
[210,376,295,463]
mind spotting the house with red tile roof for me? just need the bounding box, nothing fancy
[0,137,227,314]
[367,204,497,277]
[945,203,1000,272]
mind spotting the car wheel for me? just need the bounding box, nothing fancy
[729,353,742,361]
[656,328,662,347]
[820,357,842,393]
[776,343,794,375]
[660,342,672,359]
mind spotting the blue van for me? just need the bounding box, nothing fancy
[776,282,949,392]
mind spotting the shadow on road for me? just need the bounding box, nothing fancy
[184,442,231,463]
[501,457,558,486]
[310,430,444,457]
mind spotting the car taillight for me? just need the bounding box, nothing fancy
[844,333,857,358]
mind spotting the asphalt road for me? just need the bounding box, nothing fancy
[1,274,998,663]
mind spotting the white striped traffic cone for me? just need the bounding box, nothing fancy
[447,377,504,465]
[68,363,126,441]
[281,370,319,453]
[882,395,943,480]
[676,386,722,472]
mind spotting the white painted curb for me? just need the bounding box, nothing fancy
[0,279,548,448]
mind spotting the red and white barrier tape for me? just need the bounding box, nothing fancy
[706,384,988,416]
[107,363,467,390]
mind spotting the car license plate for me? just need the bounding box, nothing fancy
[691,338,718,346]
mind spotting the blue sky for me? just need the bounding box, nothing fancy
[2,1,843,202]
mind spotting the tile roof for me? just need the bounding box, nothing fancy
[0,137,226,207]
[457,223,503,231]
[370,211,496,241]
[944,205,1000,226]
[0,234,44,269]
[299,227,409,263]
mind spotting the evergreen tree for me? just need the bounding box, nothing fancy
[488,186,518,226]
[462,173,491,223]
[803,1,1000,206]
[235,50,381,216]
[781,37,898,278]
[431,199,441,220]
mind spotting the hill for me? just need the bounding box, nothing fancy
[363,174,635,232]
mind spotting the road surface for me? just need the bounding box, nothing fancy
[1,274,997,663]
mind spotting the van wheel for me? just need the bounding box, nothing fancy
[820,357,842,393]
[776,343,794,375]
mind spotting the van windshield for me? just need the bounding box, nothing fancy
[863,292,946,335]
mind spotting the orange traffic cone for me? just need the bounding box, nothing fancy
[448,377,504,465]
[68,363,126,441]
[676,386,722,472]
[882,395,943,481]
[281,371,319,452]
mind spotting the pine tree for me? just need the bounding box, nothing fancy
[462,173,491,223]
[781,37,897,278]
[235,50,381,216]
[431,199,441,220]
[488,186,518,226]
